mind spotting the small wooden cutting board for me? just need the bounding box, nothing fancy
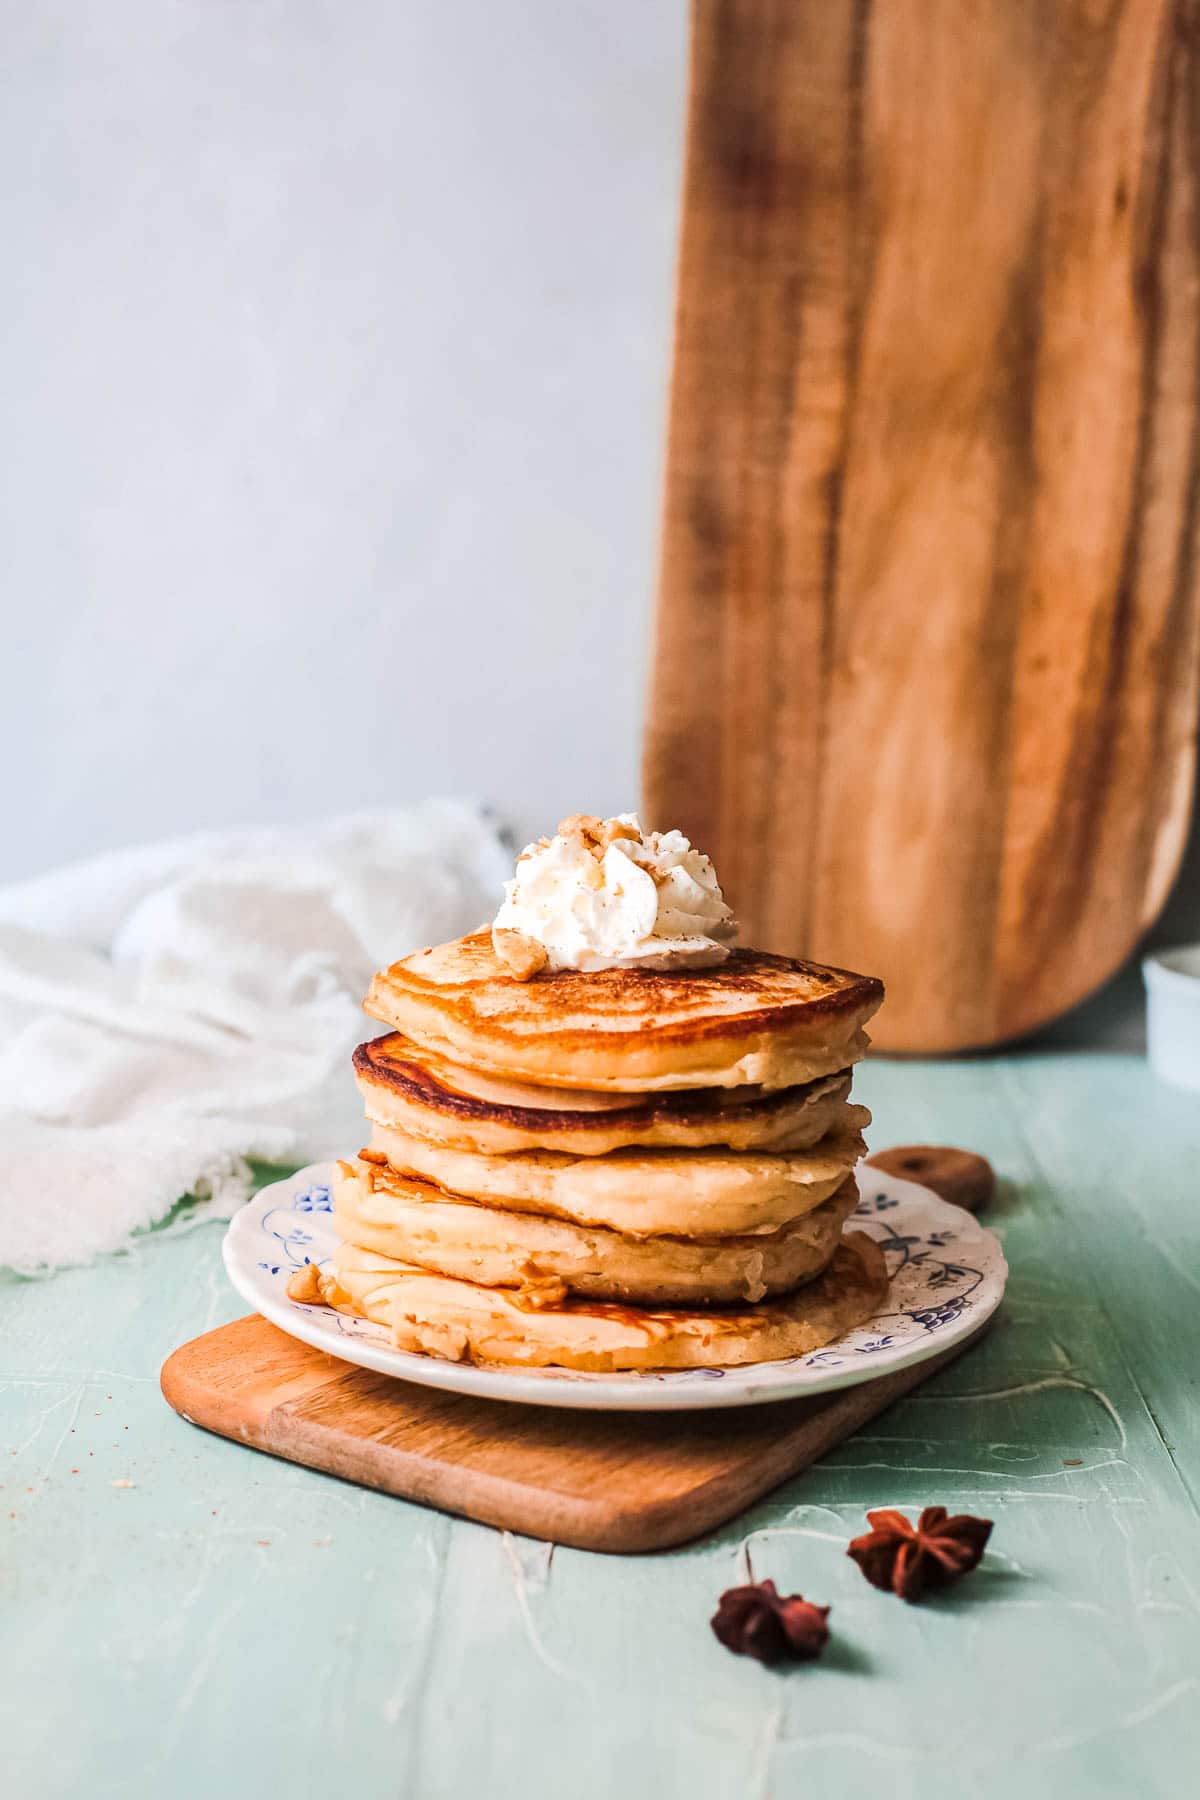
[162,1314,989,1553]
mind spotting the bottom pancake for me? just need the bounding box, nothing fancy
[334,1158,859,1305]
[321,1231,888,1372]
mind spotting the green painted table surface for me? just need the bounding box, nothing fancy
[4,1051,1199,1800]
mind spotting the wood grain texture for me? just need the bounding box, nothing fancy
[161,1314,987,1553]
[644,0,1200,1052]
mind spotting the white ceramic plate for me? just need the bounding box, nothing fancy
[222,1162,1007,1412]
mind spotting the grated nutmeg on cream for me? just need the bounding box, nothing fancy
[492,813,736,976]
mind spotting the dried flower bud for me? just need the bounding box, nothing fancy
[847,1506,993,1602]
[711,1579,830,1665]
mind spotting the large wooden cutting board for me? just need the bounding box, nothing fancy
[644,0,1200,1052]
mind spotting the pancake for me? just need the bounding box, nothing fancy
[335,1159,859,1305]
[366,1120,865,1238]
[363,930,883,1091]
[327,1230,888,1371]
[354,1032,868,1155]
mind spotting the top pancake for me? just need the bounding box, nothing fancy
[364,929,883,1091]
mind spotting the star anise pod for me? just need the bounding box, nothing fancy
[711,1579,830,1664]
[847,1506,993,1601]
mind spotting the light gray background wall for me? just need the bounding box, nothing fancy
[2,0,687,878]
[3,0,1196,1032]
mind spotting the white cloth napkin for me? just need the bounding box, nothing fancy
[0,801,511,1274]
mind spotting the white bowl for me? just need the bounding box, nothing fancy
[1143,945,1200,1091]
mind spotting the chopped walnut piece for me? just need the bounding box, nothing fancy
[598,817,640,849]
[286,1263,352,1311]
[556,812,605,847]
[358,1155,409,1198]
[492,926,549,980]
[512,1265,569,1310]
[286,1263,327,1304]
[556,813,640,858]
[356,1150,395,1188]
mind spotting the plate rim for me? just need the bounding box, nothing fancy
[221,1161,1007,1412]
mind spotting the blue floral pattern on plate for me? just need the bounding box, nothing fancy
[222,1163,1008,1413]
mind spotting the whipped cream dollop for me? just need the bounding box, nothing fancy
[492,813,737,973]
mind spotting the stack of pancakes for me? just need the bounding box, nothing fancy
[313,929,887,1372]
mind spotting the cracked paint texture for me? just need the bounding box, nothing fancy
[2,1052,1198,1799]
